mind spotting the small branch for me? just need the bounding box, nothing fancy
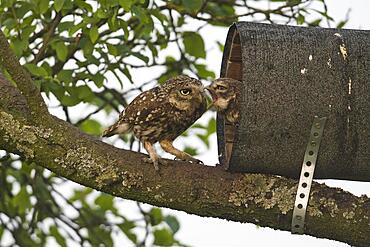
[74,104,107,126]
[33,12,63,64]
[0,31,48,117]
[62,106,71,123]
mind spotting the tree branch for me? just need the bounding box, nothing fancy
[0,30,48,118]
[0,76,369,247]
[33,12,63,64]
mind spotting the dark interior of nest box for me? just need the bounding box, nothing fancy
[219,28,242,168]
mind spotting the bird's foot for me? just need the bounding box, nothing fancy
[174,156,204,165]
[142,157,166,171]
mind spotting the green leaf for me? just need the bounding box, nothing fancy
[10,39,28,57]
[39,0,49,14]
[153,228,175,246]
[194,64,215,79]
[76,85,94,101]
[54,0,65,12]
[336,20,347,29]
[206,118,216,134]
[183,0,203,13]
[287,0,301,5]
[118,221,137,243]
[122,67,132,83]
[149,208,163,226]
[92,73,105,88]
[57,70,73,84]
[216,41,225,52]
[89,25,99,43]
[309,18,322,26]
[297,14,305,25]
[0,226,4,239]
[96,8,110,18]
[108,10,119,31]
[15,2,33,18]
[80,119,102,136]
[2,18,17,30]
[75,0,93,12]
[68,21,85,35]
[21,26,36,40]
[24,63,48,77]
[80,37,94,57]
[70,188,93,202]
[148,43,158,57]
[206,3,235,20]
[55,42,68,61]
[131,52,149,64]
[164,215,180,234]
[94,193,114,210]
[13,187,31,214]
[48,81,65,99]
[314,10,334,21]
[107,43,118,56]
[183,146,198,156]
[182,32,206,58]
[60,95,81,106]
[151,9,168,23]
[119,0,135,11]
[49,226,67,247]
[184,146,198,156]
[131,5,149,24]
[196,133,209,147]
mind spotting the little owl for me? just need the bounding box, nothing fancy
[206,78,242,124]
[102,75,207,170]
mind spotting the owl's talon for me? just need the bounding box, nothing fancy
[142,157,152,164]
[174,156,203,165]
[142,157,160,171]
[189,158,204,165]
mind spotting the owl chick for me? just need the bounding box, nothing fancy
[102,75,207,170]
[205,78,242,124]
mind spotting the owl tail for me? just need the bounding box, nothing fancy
[102,121,131,137]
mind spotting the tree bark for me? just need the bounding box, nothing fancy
[0,31,369,247]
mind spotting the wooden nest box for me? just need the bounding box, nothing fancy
[217,22,370,182]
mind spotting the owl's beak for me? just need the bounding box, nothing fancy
[205,86,217,100]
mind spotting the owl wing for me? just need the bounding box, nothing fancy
[121,86,166,124]
[102,86,163,137]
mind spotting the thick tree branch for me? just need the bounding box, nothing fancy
[0,30,48,118]
[0,77,369,247]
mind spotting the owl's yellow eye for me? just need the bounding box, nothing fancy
[180,89,191,95]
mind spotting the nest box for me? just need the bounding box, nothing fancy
[217,22,370,182]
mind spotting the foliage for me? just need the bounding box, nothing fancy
[0,0,342,246]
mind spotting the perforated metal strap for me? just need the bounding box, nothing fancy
[291,116,327,234]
